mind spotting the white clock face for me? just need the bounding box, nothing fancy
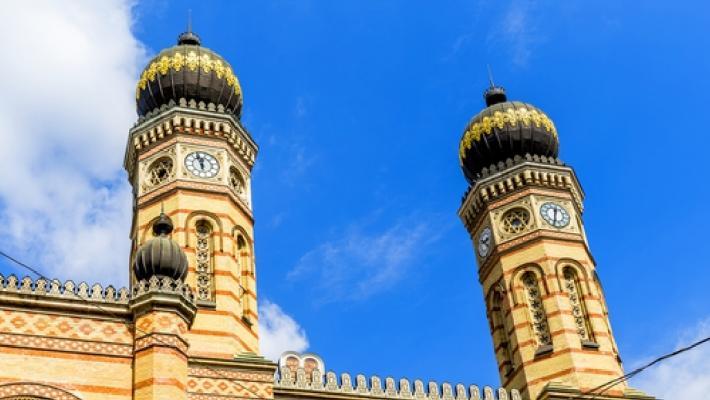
[185,151,219,178]
[478,227,492,258]
[540,202,570,228]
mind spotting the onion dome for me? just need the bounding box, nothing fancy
[136,30,243,118]
[459,85,559,183]
[133,212,188,282]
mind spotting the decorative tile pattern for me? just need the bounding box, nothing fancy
[135,312,188,336]
[187,377,272,399]
[0,332,132,357]
[0,310,131,343]
[188,367,273,400]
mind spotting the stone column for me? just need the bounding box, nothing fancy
[130,277,197,400]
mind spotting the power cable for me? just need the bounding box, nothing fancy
[571,335,710,399]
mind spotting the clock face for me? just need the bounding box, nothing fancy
[540,202,570,228]
[185,151,219,178]
[478,227,492,258]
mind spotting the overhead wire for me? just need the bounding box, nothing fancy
[570,333,710,398]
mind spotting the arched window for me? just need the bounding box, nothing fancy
[521,271,552,352]
[562,267,595,344]
[195,220,215,302]
[236,233,253,321]
[229,167,246,197]
[147,156,174,187]
[491,290,514,375]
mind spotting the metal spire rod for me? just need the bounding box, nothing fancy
[187,9,192,33]
[487,64,495,88]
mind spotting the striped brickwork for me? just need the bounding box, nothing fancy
[133,310,191,400]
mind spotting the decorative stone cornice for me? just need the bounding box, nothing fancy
[124,98,258,181]
[458,154,584,233]
[190,353,278,374]
[275,367,520,400]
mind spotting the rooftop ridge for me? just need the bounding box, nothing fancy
[275,367,520,400]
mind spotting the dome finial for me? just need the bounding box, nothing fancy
[134,207,188,282]
[483,65,507,107]
[177,10,201,46]
[152,207,174,236]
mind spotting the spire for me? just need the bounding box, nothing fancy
[487,64,495,88]
[177,10,201,46]
[483,65,507,107]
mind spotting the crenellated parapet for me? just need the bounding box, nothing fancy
[275,367,520,400]
[0,273,131,308]
[0,274,196,321]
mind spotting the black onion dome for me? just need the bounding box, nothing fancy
[459,85,559,183]
[133,213,188,282]
[136,30,243,118]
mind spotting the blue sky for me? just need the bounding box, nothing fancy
[0,1,709,396]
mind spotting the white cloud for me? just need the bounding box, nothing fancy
[289,215,444,304]
[0,1,146,285]
[630,318,710,398]
[259,300,309,361]
[487,0,543,67]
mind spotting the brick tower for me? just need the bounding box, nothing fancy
[125,29,260,361]
[457,85,653,400]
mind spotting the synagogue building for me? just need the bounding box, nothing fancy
[0,29,655,400]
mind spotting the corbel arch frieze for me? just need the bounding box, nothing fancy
[0,382,82,400]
